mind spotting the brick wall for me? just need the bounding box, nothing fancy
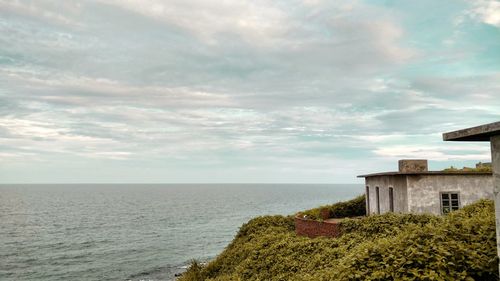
[294,216,341,238]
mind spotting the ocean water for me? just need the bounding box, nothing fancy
[0,184,363,281]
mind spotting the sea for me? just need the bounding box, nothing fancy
[0,184,363,281]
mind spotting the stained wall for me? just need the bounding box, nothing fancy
[407,174,493,215]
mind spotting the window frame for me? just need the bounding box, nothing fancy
[440,191,461,215]
[389,187,394,212]
[366,186,370,215]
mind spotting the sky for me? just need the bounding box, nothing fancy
[0,0,499,183]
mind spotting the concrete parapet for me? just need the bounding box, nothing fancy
[398,159,428,173]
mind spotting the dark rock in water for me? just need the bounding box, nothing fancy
[174,272,183,277]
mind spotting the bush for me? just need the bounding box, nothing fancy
[180,260,204,281]
[299,195,366,220]
[442,163,492,173]
[340,212,439,238]
[179,199,498,281]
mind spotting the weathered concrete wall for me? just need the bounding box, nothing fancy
[407,174,493,215]
[491,135,500,265]
[365,175,407,215]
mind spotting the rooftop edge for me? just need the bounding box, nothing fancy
[442,121,500,142]
[357,171,492,178]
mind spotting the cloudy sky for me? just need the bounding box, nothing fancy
[0,0,499,183]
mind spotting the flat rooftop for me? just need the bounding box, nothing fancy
[443,121,500,141]
[358,171,492,178]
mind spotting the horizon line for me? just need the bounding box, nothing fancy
[0,182,362,185]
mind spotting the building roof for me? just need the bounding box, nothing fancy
[357,171,492,178]
[443,121,500,141]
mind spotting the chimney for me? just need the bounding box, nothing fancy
[398,159,428,173]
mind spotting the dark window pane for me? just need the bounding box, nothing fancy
[451,200,459,206]
[451,194,458,200]
[389,188,394,212]
[452,205,459,210]
[442,199,449,206]
[442,193,449,200]
[366,186,370,215]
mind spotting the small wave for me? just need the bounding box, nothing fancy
[177,261,209,270]
[126,265,176,280]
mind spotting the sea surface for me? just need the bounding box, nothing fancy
[0,184,363,281]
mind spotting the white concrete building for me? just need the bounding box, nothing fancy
[359,159,493,216]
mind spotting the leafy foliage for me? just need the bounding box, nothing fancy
[298,195,366,220]
[178,200,498,281]
[442,162,492,173]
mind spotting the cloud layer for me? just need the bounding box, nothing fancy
[0,0,499,183]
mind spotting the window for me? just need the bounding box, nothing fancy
[389,187,394,212]
[375,186,380,214]
[366,186,370,215]
[441,192,460,214]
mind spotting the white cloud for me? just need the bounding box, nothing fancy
[469,0,500,27]
[373,144,491,161]
[0,0,498,182]
[98,0,289,45]
[1,68,236,108]
[0,0,83,27]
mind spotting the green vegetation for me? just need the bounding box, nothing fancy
[442,162,492,173]
[179,200,498,281]
[298,195,366,221]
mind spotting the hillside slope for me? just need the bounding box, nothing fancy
[180,200,498,281]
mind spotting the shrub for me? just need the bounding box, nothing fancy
[442,162,492,173]
[299,195,366,220]
[179,260,204,281]
[178,199,498,281]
